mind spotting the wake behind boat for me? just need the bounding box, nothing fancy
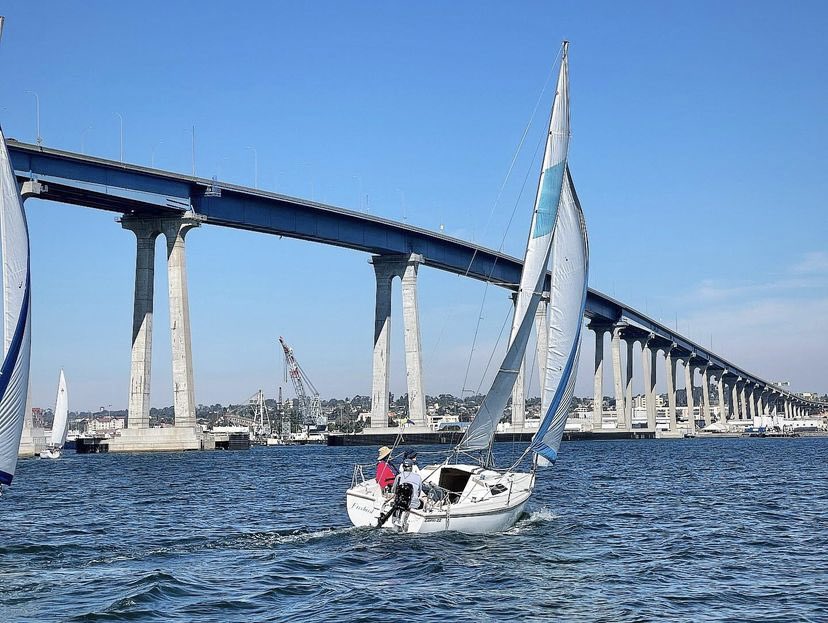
[346,41,589,534]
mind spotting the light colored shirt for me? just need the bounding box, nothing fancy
[393,470,423,508]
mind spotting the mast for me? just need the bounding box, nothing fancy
[455,42,570,461]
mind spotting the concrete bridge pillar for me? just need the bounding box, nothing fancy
[642,339,657,431]
[121,217,162,429]
[684,360,695,434]
[369,254,426,428]
[401,255,426,427]
[531,293,549,420]
[611,325,626,431]
[739,382,749,422]
[625,338,634,430]
[748,384,757,420]
[592,326,607,430]
[730,379,740,421]
[701,366,712,427]
[162,214,203,429]
[664,349,677,433]
[716,373,727,424]
[511,293,526,429]
[739,381,749,420]
[370,258,395,427]
[534,294,549,388]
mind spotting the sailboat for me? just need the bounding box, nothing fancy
[346,42,589,533]
[40,371,68,459]
[0,27,34,489]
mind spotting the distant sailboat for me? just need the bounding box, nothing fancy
[346,42,589,533]
[40,371,68,459]
[0,38,34,487]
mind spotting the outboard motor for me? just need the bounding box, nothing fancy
[377,483,414,529]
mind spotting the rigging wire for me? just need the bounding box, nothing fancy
[461,45,565,279]
[461,116,551,398]
[458,47,564,399]
[474,305,513,395]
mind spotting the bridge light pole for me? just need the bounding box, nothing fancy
[114,112,124,162]
[24,90,42,146]
[274,170,285,193]
[397,188,407,222]
[352,175,363,211]
[246,147,258,188]
[80,124,92,154]
[151,140,164,168]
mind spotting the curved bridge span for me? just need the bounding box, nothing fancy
[9,140,825,437]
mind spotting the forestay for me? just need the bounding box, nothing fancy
[0,125,32,486]
[457,43,570,454]
[530,168,589,462]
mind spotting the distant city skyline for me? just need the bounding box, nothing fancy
[2,1,826,411]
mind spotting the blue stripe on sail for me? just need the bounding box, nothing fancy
[533,443,558,463]
[530,287,586,463]
[532,162,565,239]
[0,270,31,486]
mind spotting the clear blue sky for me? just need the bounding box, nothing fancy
[2,1,826,411]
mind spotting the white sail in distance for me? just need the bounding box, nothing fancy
[531,167,588,462]
[457,42,570,453]
[0,125,32,486]
[50,370,69,449]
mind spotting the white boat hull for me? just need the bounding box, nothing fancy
[346,464,533,534]
[39,448,61,459]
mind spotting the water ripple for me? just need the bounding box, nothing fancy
[2,438,827,622]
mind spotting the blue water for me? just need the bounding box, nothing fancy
[2,438,827,622]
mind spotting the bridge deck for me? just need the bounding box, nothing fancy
[8,140,823,408]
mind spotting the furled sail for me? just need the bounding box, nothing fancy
[457,43,570,453]
[50,370,69,449]
[0,126,32,486]
[530,167,588,462]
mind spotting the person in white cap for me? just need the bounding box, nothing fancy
[392,458,425,509]
[375,446,397,491]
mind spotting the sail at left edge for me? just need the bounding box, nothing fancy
[0,124,33,487]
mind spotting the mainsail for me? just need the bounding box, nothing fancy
[530,167,589,462]
[0,125,32,485]
[457,42,570,453]
[50,370,69,449]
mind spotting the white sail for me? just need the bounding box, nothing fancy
[50,370,69,449]
[457,43,570,453]
[530,167,588,462]
[0,125,32,486]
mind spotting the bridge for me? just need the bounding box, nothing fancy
[10,139,826,449]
